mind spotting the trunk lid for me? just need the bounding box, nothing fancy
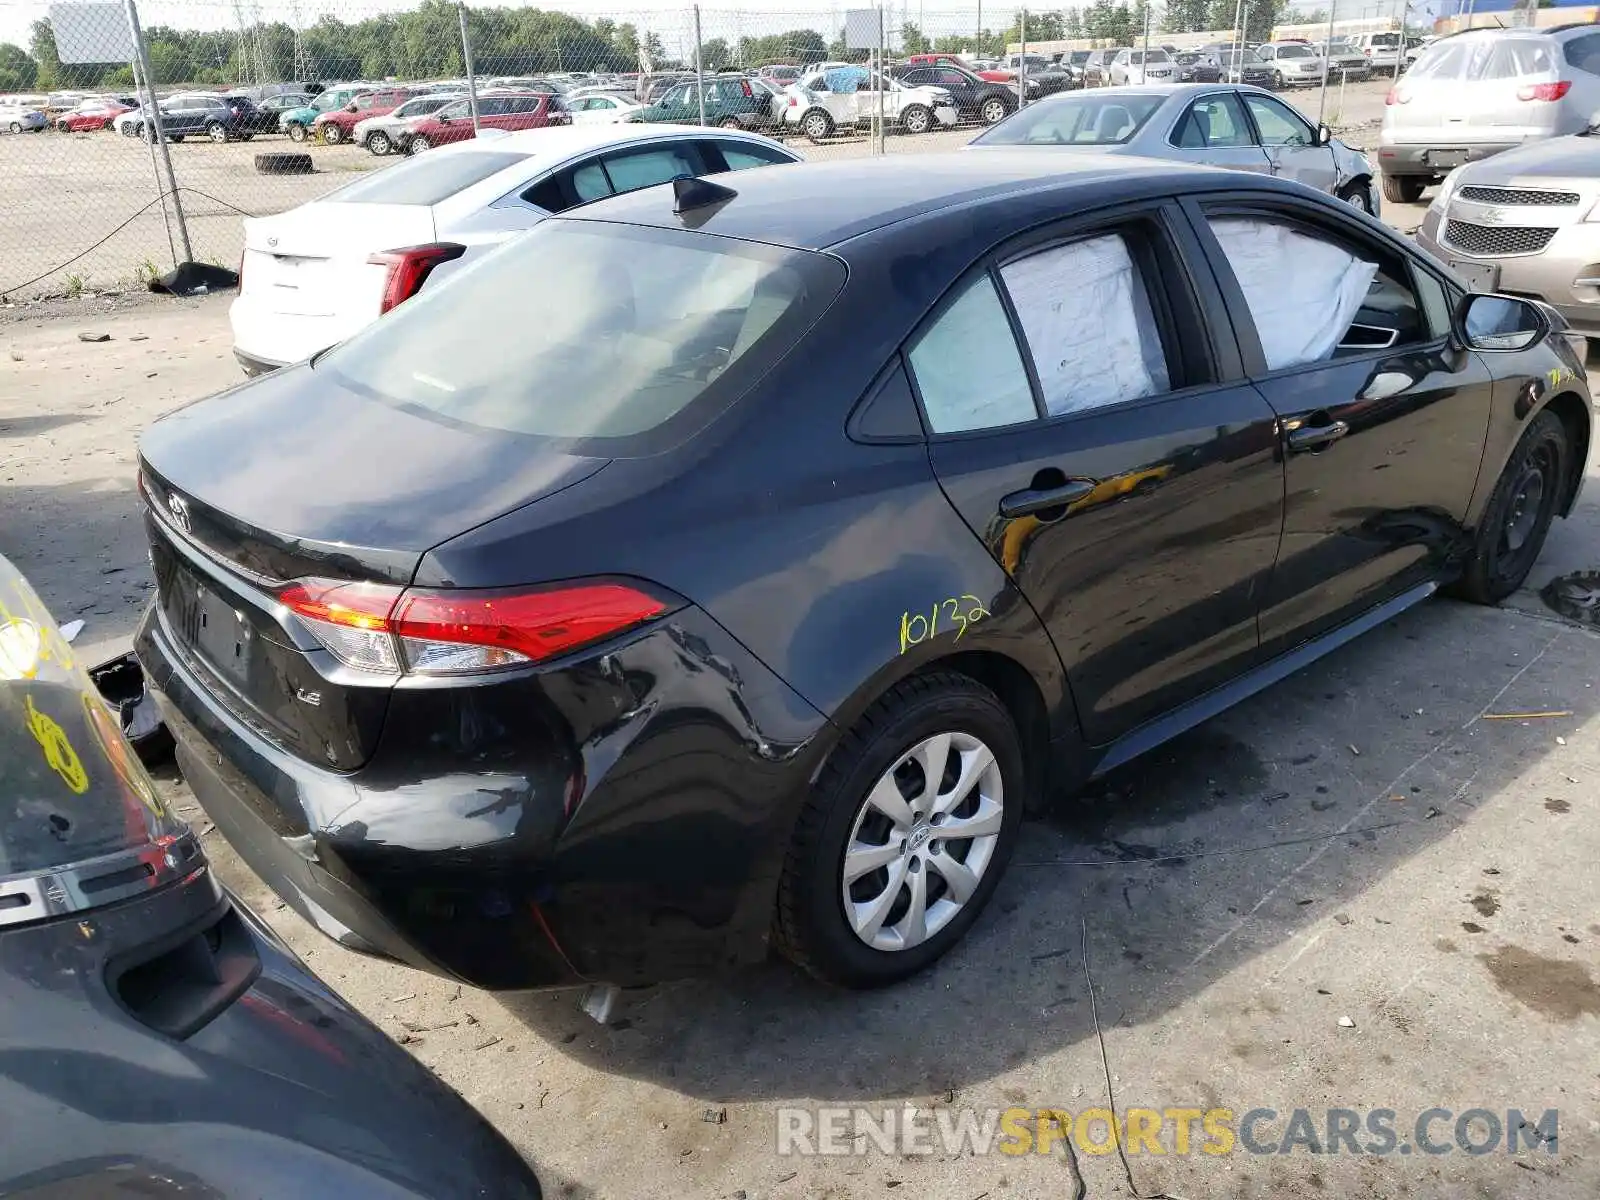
[241,202,436,319]
[139,364,608,769]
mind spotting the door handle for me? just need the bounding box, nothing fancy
[998,478,1096,519]
[1286,419,1350,454]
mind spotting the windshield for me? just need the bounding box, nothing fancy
[974,91,1165,145]
[1220,51,1251,66]
[0,557,186,881]
[318,221,846,449]
[1069,51,1090,63]
[1276,45,1315,58]
[1129,50,1171,63]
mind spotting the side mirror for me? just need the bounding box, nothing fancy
[346,101,358,112]
[1456,293,1547,353]
[1314,122,1332,147]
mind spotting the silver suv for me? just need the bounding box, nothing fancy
[1379,26,1600,204]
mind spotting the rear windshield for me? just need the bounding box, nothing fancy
[317,220,846,448]
[322,149,529,206]
[1406,38,1494,81]
[973,91,1165,145]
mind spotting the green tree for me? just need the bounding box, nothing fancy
[901,21,930,54]
[699,36,731,70]
[1064,9,1085,36]
[1163,0,1213,33]
[0,42,37,91]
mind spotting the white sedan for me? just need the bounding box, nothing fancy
[229,124,801,375]
[782,66,958,143]
[565,92,645,125]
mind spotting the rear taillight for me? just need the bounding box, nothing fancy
[1385,87,1408,105]
[1517,80,1571,102]
[366,242,466,314]
[741,80,753,97]
[277,577,673,676]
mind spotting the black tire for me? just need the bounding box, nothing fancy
[320,121,343,145]
[366,129,392,155]
[773,672,1025,988]
[169,135,183,143]
[1337,178,1374,214]
[800,108,833,144]
[6,122,18,134]
[408,133,431,153]
[286,121,307,143]
[980,95,1009,125]
[900,103,932,135]
[1381,172,1426,204]
[1453,409,1569,605]
[206,121,229,143]
[719,117,742,129]
[254,151,313,175]
[1272,70,1285,90]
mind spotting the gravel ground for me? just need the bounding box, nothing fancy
[0,77,1398,299]
[5,104,1600,1196]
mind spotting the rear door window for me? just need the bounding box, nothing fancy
[601,143,701,191]
[1565,32,1600,76]
[1173,93,1254,148]
[713,140,793,170]
[318,222,845,448]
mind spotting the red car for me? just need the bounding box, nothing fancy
[313,87,418,146]
[57,98,130,132]
[404,92,570,153]
[902,53,1012,85]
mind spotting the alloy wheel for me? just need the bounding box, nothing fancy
[840,731,1004,952]
[7,122,18,134]
[409,134,430,153]
[981,97,1007,124]
[367,130,391,155]
[322,122,343,145]
[902,105,930,134]
[207,122,228,143]
[803,111,829,140]
[287,122,306,142]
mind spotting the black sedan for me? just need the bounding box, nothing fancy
[135,155,1591,993]
[1175,51,1223,83]
[0,555,541,1198]
[891,62,1017,125]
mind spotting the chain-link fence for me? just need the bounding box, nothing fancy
[0,0,1409,297]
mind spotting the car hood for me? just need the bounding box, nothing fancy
[1449,134,1600,186]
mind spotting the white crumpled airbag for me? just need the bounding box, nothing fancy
[1000,234,1169,417]
[1209,218,1378,370]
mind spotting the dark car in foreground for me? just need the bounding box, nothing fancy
[0,555,541,1198]
[136,154,1590,994]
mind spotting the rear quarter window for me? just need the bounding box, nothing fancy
[1564,32,1600,76]
[322,150,530,206]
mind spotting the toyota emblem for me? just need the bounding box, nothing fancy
[167,492,192,534]
[267,236,277,247]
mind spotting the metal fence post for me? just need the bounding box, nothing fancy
[124,0,190,264]
[694,5,707,126]
[876,5,886,154]
[1019,8,1028,106]
[459,4,480,134]
[1317,0,1336,125]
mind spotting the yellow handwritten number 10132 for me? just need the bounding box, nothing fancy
[900,595,991,655]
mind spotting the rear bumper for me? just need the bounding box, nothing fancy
[1377,138,1522,178]
[135,596,830,991]
[1416,208,1600,336]
[234,346,286,376]
[229,291,366,372]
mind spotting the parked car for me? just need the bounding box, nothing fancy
[1316,38,1372,81]
[229,125,799,372]
[355,92,462,154]
[1354,30,1409,71]
[636,71,695,103]
[995,52,1075,95]
[56,97,129,132]
[1417,125,1600,345]
[252,90,314,132]
[1174,51,1223,84]
[1060,49,1092,86]
[783,66,958,141]
[969,84,1381,214]
[0,98,48,133]
[406,92,570,152]
[1214,48,1277,89]
[314,86,418,145]
[0,552,544,1200]
[1379,28,1600,204]
[1254,41,1327,88]
[127,93,255,143]
[1082,48,1121,87]
[283,84,375,142]
[892,61,1017,125]
[759,64,803,85]
[142,151,1589,993]
[1109,48,1177,86]
[42,90,85,114]
[632,74,782,131]
[566,92,647,125]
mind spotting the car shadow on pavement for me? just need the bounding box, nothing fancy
[498,598,1600,1104]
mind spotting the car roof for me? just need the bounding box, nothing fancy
[563,149,1280,251]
